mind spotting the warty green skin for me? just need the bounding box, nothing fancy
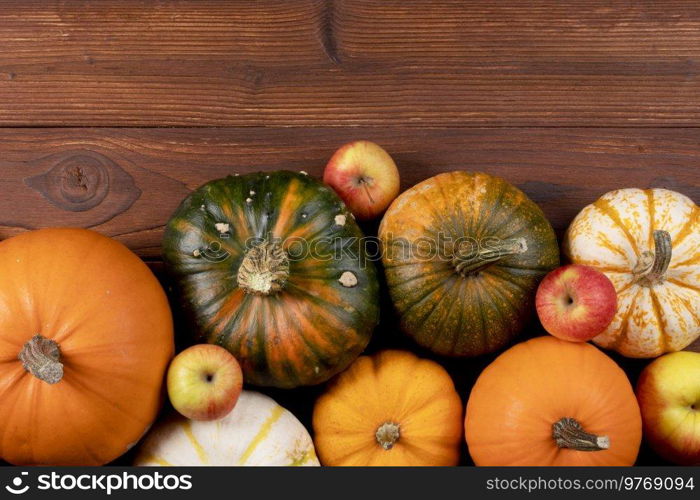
[163,171,380,388]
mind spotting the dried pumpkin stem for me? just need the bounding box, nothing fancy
[633,230,672,285]
[452,237,528,276]
[237,239,290,296]
[18,334,64,384]
[375,422,401,450]
[552,417,610,452]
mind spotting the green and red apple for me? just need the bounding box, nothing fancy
[323,140,400,220]
[167,344,243,421]
[637,351,700,465]
[535,264,617,342]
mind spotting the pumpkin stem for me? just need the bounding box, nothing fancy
[452,237,528,276]
[552,417,610,452]
[633,230,672,285]
[237,239,290,296]
[18,334,64,385]
[375,422,401,450]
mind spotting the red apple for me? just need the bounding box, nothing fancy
[323,140,400,220]
[637,351,700,465]
[167,344,243,421]
[535,264,617,342]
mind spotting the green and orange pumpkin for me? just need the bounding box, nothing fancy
[379,171,559,357]
[163,171,380,388]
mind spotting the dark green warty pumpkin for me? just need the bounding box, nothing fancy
[378,171,559,357]
[163,171,380,388]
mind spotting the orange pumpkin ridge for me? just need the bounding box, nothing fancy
[313,350,463,466]
[0,228,174,466]
[465,336,642,466]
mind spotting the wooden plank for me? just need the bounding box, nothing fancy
[0,127,696,257]
[0,0,699,126]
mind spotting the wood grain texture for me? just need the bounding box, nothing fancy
[0,0,699,126]
[0,1,696,468]
[0,127,696,257]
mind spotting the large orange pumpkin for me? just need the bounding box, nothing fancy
[313,350,463,466]
[0,228,174,465]
[465,336,641,466]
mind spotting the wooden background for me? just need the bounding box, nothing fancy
[0,0,698,466]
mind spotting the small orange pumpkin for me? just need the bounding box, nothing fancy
[312,350,463,466]
[465,336,641,466]
[0,228,174,465]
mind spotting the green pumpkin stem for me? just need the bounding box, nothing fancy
[18,334,64,384]
[237,239,290,296]
[375,422,401,450]
[633,230,672,285]
[452,237,528,276]
[552,417,609,452]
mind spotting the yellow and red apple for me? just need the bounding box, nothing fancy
[535,264,617,342]
[167,344,243,421]
[323,140,400,220]
[637,351,700,465]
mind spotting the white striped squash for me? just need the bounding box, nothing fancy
[134,391,319,466]
[564,188,699,358]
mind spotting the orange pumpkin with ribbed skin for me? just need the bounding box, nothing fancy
[465,336,642,466]
[313,350,463,466]
[0,228,174,466]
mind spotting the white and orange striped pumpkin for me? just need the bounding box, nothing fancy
[564,188,699,358]
[134,391,319,466]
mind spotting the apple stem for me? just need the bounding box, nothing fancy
[18,334,64,384]
[375,421,401,450]
[552,417,610,452]
[359,177,375,205]
[634,230,672,285]
[452,237,528,277]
